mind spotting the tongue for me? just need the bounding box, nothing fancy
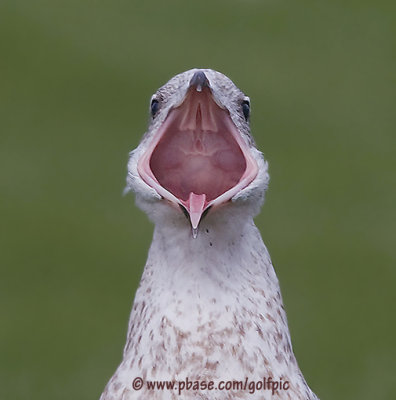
[186,192,206,230]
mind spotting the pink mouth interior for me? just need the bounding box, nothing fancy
[138,87,258,230]
[149,89,246,205]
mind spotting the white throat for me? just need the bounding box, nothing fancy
[103,212,316,399]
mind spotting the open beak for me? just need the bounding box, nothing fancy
[137,71,258,237]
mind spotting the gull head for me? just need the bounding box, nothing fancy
[126,68,269,236]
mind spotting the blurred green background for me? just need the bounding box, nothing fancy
[1,0,395,399]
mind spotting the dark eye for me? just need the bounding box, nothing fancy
[241,100,250,121]
[150,99,160,117]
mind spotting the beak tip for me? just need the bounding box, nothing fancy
[187,192,206,232]
[189,71,210,92]
[189,212,201,230]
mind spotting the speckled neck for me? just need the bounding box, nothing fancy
[117,217,309,396]
[100,215,318,399]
